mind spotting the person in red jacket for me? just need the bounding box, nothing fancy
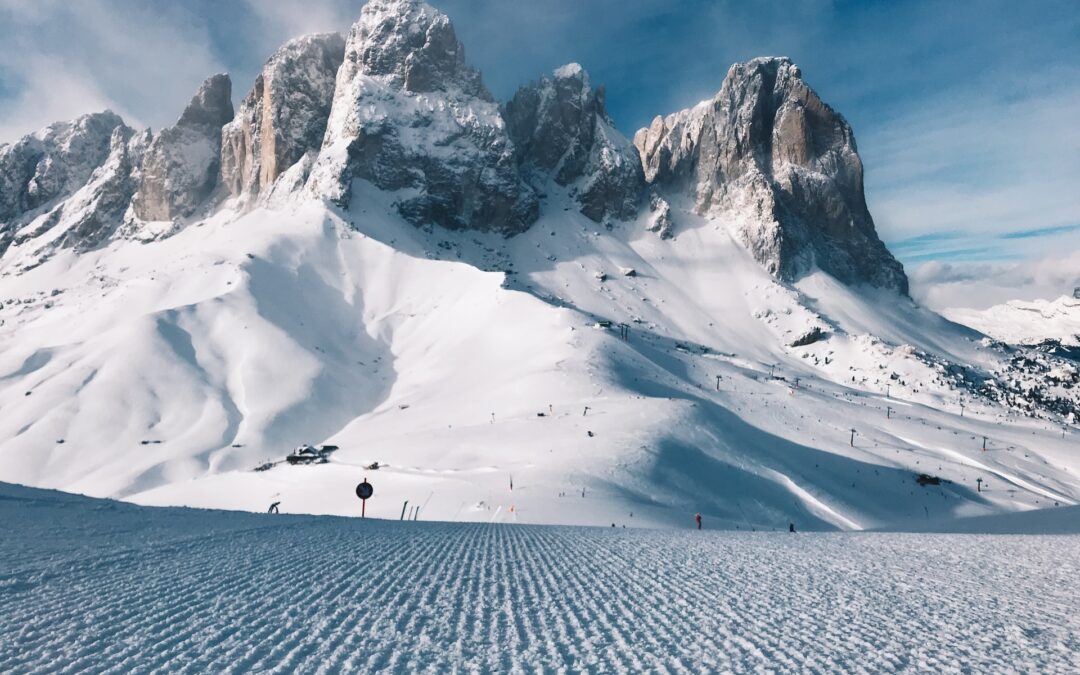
[695,512,702,530]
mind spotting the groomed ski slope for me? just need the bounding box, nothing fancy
[3,483,1078,673]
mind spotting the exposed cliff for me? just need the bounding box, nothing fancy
[505,63,642,224]
[132,74,233,222]
[221,34,345,206]
[634,57,907,293]
[306,0,538,234]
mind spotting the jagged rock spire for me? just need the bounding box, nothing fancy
[350,0,487,98]
[221,33,345,204]
[0,111,129,256]
[635,57,908,293]
[132,74,233,222]
[505,63,643,223]
[308,0,537,234]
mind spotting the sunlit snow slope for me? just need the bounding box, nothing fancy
[944,294,1080,347]
[1,189,1078,530]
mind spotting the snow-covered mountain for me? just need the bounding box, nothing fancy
[944,292,1080,348]
[1,0,1078,531]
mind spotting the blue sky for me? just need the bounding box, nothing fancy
[0,0,1078,303]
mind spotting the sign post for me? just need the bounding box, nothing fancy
[355,478,373,518]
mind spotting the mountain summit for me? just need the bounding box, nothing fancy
[635,57,907,293]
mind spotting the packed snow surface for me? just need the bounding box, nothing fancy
[1,483,1078,673]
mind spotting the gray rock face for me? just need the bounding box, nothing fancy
[133,74,233,221]
[646,193,674,239]
[351,0,485,98]
[221,34,345,205]
[634,57,907,294]
[0,112,127,253]
[54,127,151,251]
[308,0,537,234]
[505,64,642,223]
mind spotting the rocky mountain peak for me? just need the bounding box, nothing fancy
[0,111,129,256]
[505,63,642,223]
[350,0,487,98]
[132,74,233,222]
[176,73,234,131]
[307,0,537,233]
[0,111,127,220]
[635,56,908,294]
[221,34,345,205]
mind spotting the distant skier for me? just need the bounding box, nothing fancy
[695,512,702,530]
[268,501,280,514]
[789,522,796,533]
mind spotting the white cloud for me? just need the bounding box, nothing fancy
[0,57,129,141]
[910,249,1080,312]
[0,0,224,142]
[243,0,357,49]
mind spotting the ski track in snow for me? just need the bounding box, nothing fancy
[2,486,1078,673]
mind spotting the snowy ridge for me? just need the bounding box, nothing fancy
[945,294,1080,347]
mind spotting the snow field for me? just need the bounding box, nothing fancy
[2,192,1079,531]
[2,483,1079,673]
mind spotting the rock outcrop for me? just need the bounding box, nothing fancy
[0,112,128,254]
[505,64,642,224]
[132,74,233,221]
[307,0,537,234]
[221,34,345,205]
[23,126,151,253]
[634,57,907,293]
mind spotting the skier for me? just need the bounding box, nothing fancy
[268,501,280,514]
[695,512,702,530]
[789,522,796,533]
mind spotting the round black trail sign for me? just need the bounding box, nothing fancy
[356,480,373,500]
[356,479,374,518]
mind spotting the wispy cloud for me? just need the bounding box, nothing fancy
[0,0,225,140]
[1000,223,1080,241]
[910,250,1080,311]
